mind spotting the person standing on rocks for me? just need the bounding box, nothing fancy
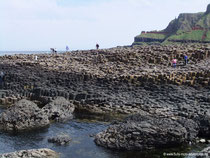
[54,48,57,53]
[172,58,177,68]
[184,55,188,65]
[66,46,69,52]
[96,43,99,50]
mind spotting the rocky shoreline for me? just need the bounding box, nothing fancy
[0,44,209,153]
[0,148,59,158]
[95,113,198,150]
[0,97,74,132]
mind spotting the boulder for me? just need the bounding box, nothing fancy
[177,117,199,141]
[0,148,59,158]
[43,97,75,122]
[0,99,50,132]
[95,114,198,150]
[193,113,210,137]
[48,134,71,145]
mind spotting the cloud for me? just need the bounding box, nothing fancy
[0,0,209,51]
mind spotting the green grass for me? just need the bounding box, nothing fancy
[168,30,204,41]
[132,42,148,46]
[133,12,210,45]
[205,31,210,41]
[196,13,210,28]
[137,33,167,39]
[162,40,178,45]
[132,41,162,46]
[196,16,205,28]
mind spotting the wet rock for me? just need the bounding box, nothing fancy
[48,134,71,145]
[75,93,87,101]
[194,113,210,138]
[43,97,75,122]
[0,99,49,132]
[0,148,59,158]
[95,114,198,150]
[89,134,96,137]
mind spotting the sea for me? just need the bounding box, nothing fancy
[0,51,55,56]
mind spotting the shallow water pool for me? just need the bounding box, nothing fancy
[0,108,200,158]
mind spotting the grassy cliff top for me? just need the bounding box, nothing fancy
[133,4,210,45]
[135,32,167,40]
[168,30,204,41]
[196,13,210,29]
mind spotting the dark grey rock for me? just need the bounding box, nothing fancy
[95,114,198,150]
[206,4,210,14]
[0,148,59,158]
[0,99,49,132]
[177,117,199,141]
[43,97,75,122]
[194,113,210,137]
[48,134,71,145]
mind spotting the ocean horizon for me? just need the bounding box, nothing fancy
[0,51,66,56]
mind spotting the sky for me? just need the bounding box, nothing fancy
[0,0,209,51]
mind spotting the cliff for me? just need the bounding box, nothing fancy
[133,4,210,45]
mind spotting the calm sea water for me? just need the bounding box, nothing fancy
[0,51,66,56]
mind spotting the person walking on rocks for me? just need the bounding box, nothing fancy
[50,48,57,54]
[172,58,177,68]
[184,55,188,65]
[96,43,99,50]
[50,48,55,54]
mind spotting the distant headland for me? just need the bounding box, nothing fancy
[133,4,210,45]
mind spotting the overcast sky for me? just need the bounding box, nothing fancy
[0,0,209,51]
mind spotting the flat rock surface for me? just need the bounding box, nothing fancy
[0,148,59,158]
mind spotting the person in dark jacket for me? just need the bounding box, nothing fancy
[96,43,99,49]
[184,55,188,65]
